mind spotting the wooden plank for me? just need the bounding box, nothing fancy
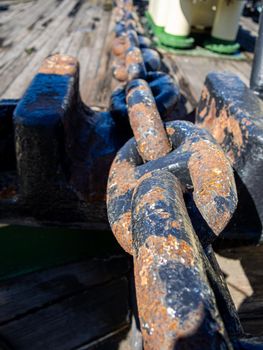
[240,16,259,37]
[0,277,130,350]
[0,0,58,65]
[0,0,78,98]
[163,54,252,109]
[0,256,130,324]
[0,0,115,107]
[80,6,115,106]
[0,0,69,76]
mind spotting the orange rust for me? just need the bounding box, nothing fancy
[125,47,144,65]
[134,235,204,350]
[133,186,166,215]
[159,212,170,219]
[171,220,181,229]
[107,157,137,199]
[198,96,244,163]
[188,139,237,235]
[113,60,128,81]
[127,89,172,162]
[143,235,195,266]
[165,126,176,136]
[108,167,153,254]
[112,36,130,57]
[39,54,78,76]
[112,212,133,254]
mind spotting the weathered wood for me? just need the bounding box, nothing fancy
[163,54,252,110]
[0,256,130,324]
[0,258,131,350]
[0,0,115,107]
[216,245,263,336]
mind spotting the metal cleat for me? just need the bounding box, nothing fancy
[0,54,129,228]
[196,71,263,243]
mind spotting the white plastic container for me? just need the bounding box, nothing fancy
[151,0,169,28]
[148,0,155,17]
[212,0,245,41]
[165,0,192,36]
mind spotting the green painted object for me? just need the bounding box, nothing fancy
[0,225,122,281]
[158,32,195,49]
[145,11,164,36]
[204,37,240,54]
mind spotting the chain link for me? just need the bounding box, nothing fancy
[107,1,242,349]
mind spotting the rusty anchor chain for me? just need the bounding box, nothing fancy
[106,2,246,348]
[110,71,180,128]
[131,170,233,349]
[106,75,242,347]
[112,1,163,82]
[110,1,181,146]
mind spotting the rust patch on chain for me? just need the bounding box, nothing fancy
[125,47,146,81]
[112,211,132,253]
[112,35,130,57]
[39,54,78,76]
[112,60,128,81]
[188,139,237,235]
[126,79,172,161]
[126,47,143,65]
[107,157,137,199]
[134,236,204,350]
[133,186,166,215]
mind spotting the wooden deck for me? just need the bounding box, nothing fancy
[0,0,263,348]
[0,0,116,107]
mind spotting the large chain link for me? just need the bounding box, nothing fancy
[107,1,243,349]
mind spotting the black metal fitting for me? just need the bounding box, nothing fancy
[196,71,263,243]
[0,55,130,228]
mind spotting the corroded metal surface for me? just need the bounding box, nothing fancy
[38,54,78,76]
[0,53,132,228]
[132,170,232,349]
[107,120,237,254]
[126,79,172,161]
[112,59,128,81]
[188,139,237,235]
[196,72,263,242]
[126,46,147,81]
[111,6,161,83]
[110,72,180,124]
[112,35,130,57]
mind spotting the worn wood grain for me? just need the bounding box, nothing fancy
[0,278,130,350]
[0,0,115,108]
[0,256,130,324]
[0,257,131,350]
